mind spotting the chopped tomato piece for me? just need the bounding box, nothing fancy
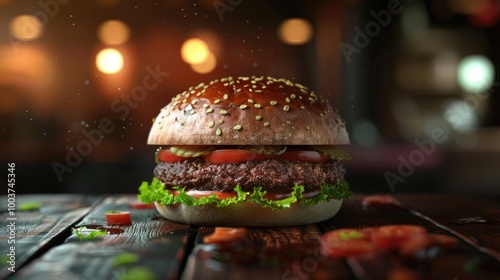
[370,225,426,250]
[320,239,376,259]
[320,229,376,259]
[204,149,275,164]
[278,150,329,163]
[129,200,155,209]
[203,227,248,244]
[321,229,371,243]
[361,195,401,207]
[105,211,132,225]
[156,149,188,163]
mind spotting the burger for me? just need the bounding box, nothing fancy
[138,76,351,227]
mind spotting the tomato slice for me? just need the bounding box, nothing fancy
[204,149,275,164]
[399,233,458,257]
[157,149,189,163]
[370,225,426,250]
[129,200,155,209]
[203,227,248,244]
[278,150,329,163]
[320,239,376,259]
[105,211,132,225]
[320,229,376,259]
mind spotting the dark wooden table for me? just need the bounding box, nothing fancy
[1,194,499,280]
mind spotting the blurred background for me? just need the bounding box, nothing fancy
[0,0,499,195]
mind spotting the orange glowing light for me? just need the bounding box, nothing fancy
[97,20,131,45]
[9,15,44,41]
[191,52,217,74]
[278,18,313,45]
[96,48,124,74]
[181,38,210,64]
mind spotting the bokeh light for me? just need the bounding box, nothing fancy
[181,38,210,64]
[443,99,478,132]
[457,55,495,93]
[352,119,380,147]
[95,48,124,74]
[277,18,313,45]
[9,15,44,41]
[191,52,217,74]
[97,20,131,45]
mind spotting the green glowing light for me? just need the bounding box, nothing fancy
[457,55,495,93]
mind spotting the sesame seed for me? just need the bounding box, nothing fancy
[216,128,222,136]
[290,94,296,99]
[223,82,229,87]
[252,85,257,88]
[306,126,310,131]
[182,99,187,103]
[262,85,267,89]
[248,88,253,92]
[203,104,209,108]
[286,97,290,103]
[219,119,224,124]
[234,125,242,130]
[236,88,242,93]
[221,77,230,82]
[240,104,248,109]
[220,109,228,115]
[255,115,262,121]
[264,122,270,127]
[208,121,214,128]
[251,80,257,84]
[255,76,264,81]
[270,101,277,106]
[206,107,214,113]
[254,104,261,108]
[239,76,249,81]
[190,110,196,115]
[300,88,308,94]
[196,92,202,96]
[214,99,220,104]
[248,99,254,103]
[283,105,290,111]
[254,90,262,93]
[223,94,229,100]
[300,106,305,110]
[287,121,291,124]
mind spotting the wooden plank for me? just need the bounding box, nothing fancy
[182,224,353,280]
[11,195,194,280]
[394,194,500,260]
[0,195,102,279]
[320,194,500,280]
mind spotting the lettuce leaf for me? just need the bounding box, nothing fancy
[138,178,351,211]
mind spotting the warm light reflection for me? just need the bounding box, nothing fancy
[181,38,210,64]
[277,18,313,45]
[96,48,124,74]
[191,52,217,74]
[97,20,131,45]
[457,55,495,93]
[9,15,44,41]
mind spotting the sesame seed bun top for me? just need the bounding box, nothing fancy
[147,76,349,145]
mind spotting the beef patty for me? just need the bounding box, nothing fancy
[154,158,346,193]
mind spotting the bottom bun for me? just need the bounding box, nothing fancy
[154,200,343,227]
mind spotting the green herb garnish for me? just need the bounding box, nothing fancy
[18,201,42,211]
[72,227,107,240]
[111,253,139,268]
[118,266,156,280]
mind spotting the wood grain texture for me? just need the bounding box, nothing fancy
[4,194,500,280]
[0,195,102,279]
[394,194,500,260]
[10,195,194,280]
[181,224,353,280]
